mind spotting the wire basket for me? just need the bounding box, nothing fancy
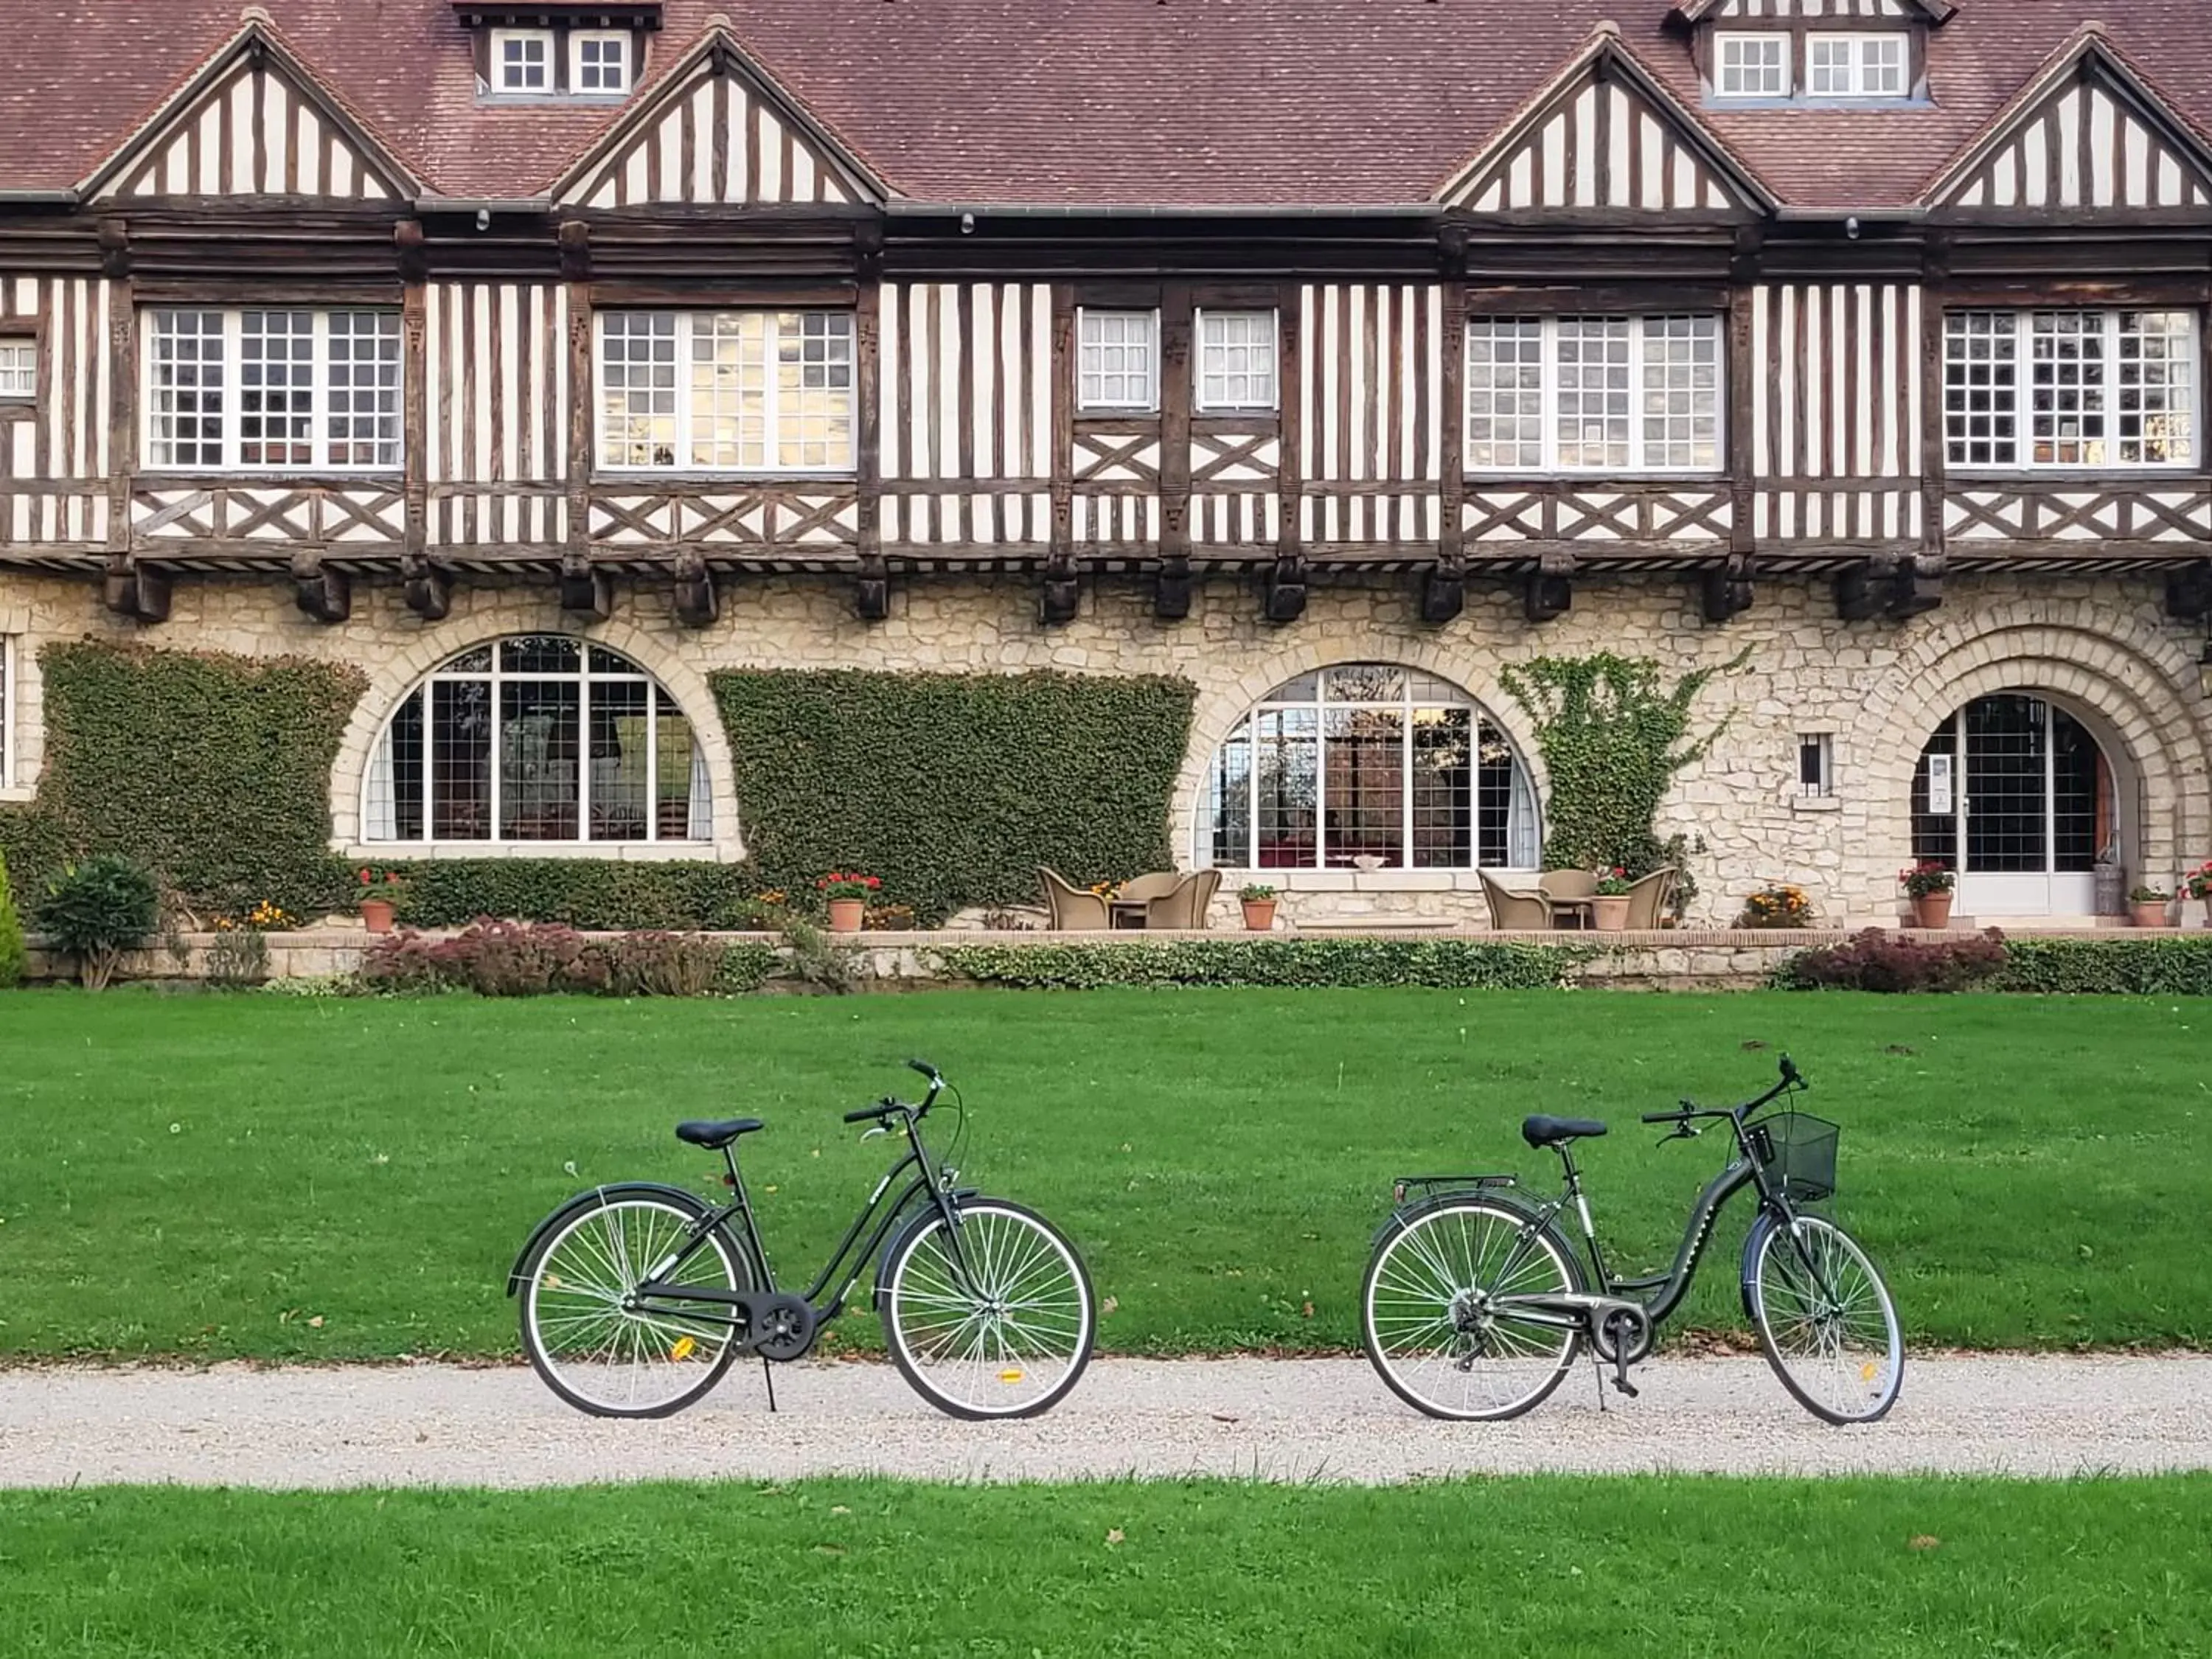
[1747,1111,1839,1202]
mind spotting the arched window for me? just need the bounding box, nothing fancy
[364,636,710,845]
[1200,664,1538,872]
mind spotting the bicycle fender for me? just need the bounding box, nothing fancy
[1739,1210,1784,1325]
[867,1187,982,1312]
[505,1182,707,1297]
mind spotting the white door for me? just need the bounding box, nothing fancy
[1913,695,2110,918]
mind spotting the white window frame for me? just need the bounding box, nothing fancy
[1077,308,1160,412]
[1943,308,2199,472]
[142,307,403,474]
[1714,32,1790,99]
[1465,314,1725,475]
[1194,309,1278,413]
[570,29,630,95]
[1798,732,1834,799]
[1806,33,1909,100]
[0,338,34,401]
[594,309,856,475]
[490,28,554,93]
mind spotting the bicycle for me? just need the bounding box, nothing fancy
[507,1059,1096,1421]
[1360,1054,1902,1426]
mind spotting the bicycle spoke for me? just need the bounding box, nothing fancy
[1750,1217,1902,1425]
[884,1206,1092,1418]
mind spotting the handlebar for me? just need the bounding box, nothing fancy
[1642,1055,1803,1127]
[843,1060,947,1125]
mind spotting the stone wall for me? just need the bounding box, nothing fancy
[3,567,2207,928]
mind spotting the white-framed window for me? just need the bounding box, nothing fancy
[597,310,855,472]
[1798,733,1834,799]
[1200,664,1540,873]
[1467,314,1723,473]
[1806,34,1908,99]
[364,636,711,846]
[1196,310,1276,412]
[145,308,400,471]
[0,339,33,401]
[1714,32,1790,98]
[571,30,630,94]
[492,29,553,92]
[1944,309,2197,470]
[1078,309,1158,411]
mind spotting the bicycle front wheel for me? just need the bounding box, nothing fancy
[1746,1213,1903,1425]
[879,1199,1095,1420]
[1362,1198,1585,1421]
[518,1187,754,1419]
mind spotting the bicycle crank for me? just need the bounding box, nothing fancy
[1507,1290,1653,1397]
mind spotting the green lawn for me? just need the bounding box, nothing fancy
[0,987,2204,1360]
[4,1475,2207,1656]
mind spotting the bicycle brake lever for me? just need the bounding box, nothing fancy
[859,1124,890,1142]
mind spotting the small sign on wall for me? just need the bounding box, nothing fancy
[1927,753,1955,815]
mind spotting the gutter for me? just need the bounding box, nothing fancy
[0,189,80,204]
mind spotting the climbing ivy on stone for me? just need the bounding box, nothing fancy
[1499,650,1746,908]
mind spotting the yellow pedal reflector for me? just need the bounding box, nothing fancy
[669,1336,698,1362]
[1861,1361,1879,1384]
[998,1368,1025,1385]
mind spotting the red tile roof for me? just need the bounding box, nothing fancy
[1,1,2208,209]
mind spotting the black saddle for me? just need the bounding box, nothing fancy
[675,1117,765,1150]
[1522,1115,1608,1150]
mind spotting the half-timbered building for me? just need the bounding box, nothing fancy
[3,0,2210,927]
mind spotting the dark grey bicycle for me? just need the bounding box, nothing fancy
[508,1060,1095,1421]
[1361,1055,1902,1425]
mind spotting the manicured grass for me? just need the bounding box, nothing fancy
[1,987,2205,1360]
[3,1475,2208,1656]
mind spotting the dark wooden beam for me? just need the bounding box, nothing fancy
[102,555,171,625]
[1836,554,1944,621]
[1153,554,1192,621]
[559,552,613,621]
[1263,554,1307,623]
[1699,554,1754,623]
[1040,552,1079,626]
[2164,560,2212,622]
[672,552,717,627]
[291,552,352,625]
[855,552,889,621]
[401,552,452,620]
[1523,552,1573,623]
[1419,563,1465,625]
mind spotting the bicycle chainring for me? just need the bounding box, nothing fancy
[748,1293,819,1363]
[1589,1303,1654,1367]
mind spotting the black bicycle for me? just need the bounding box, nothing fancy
[507,1060,1096,1420]
[1360,1055,1902,1425]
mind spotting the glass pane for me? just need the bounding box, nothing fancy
[386,688,424,842]
[1910,720,1958,869]
[1253,707,1318,869]
[500,681,580,841]
[431,679,493,841]
[1964,695,2047,874]
[1323,664,1405,703]
[1323,706,1404,868]
[1944,312,2018,467]
[237,310,314,467]
[588,680,650,842]
[2052,706,2101,873]
[1208,720,1253,868]
[599,311,680,467]
[1555,317,1632,469]
[588,644,644,675]
[655,707,700,841]
[1260,672,1320,704]
[1411,707,1472,869]
[501,636,581,674]
[444,644,493,673]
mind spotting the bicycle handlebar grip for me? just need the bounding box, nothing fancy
[906,1057,940,1079]
[844,1102,895,1124]
[1641,1111,1681,1124]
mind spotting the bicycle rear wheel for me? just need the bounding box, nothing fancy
[1361,1197,1584,1421]
[879,1198,1095,1419]
[1746,1214,1903,1425]
[518,1187,754,1419]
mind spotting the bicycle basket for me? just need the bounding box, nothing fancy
[1747,1112,1840,1202]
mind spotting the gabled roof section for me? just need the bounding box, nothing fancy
[1439,24,1775,215]
[82,14,419,203]
[1671,0,1953,23]
[1920,24,2212,211]
[552,23,888,209]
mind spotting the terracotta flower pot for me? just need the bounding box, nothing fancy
[1910,891,1953,929]
[2130,900,2169,928]
[1240,899,1278,932]
[1590,895,1630,931]
[827,897,866,933]
[2202,894,2212,928]
[360,897,397,934]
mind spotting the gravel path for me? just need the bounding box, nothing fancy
[3,1354,2206,1489]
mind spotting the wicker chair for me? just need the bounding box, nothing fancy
[1538,868,1599,903]
[1117,872,1183,906]
[1622,866,1676,931]
[1480,872,1554,930]
[1144,869,1222,931]
[1037,866,1111,930]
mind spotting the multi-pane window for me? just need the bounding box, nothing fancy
[0,340,32,400]
[1078,310,1158,411]
[1807,34,1907,98]
[1197,310,1276,411]
[597,310,854,471]
[1201,664,1540,873]
[1714,33,1790,98]
[146,309,400,470]
[364,637,711,846]
[1467,315,1722,472]
[493,29,552,91]
[1944,310,2197,469]
[571,31,628,93]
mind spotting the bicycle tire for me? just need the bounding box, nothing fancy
[1745,1212,1903,1425]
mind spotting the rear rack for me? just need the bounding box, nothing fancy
[1392,1173,1518,1204]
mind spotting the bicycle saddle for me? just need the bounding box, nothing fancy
[675,1118,765,1150]
[1521,1115,1607,1149]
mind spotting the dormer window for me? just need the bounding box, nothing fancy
[455,4,659,102]
[572,30,629,94]
[1715,34,1789,100]
[493,29,552,92]
[1808,34,1907,99]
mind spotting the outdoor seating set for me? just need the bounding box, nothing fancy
[1480,868,1676,931]
[1037,868,1222,930]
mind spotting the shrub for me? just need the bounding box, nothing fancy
[931,939,1596,991]
[597,931,728,998]
[1996,936,2212,995]
[38,855,160,991]
[1775,928,2008,993]
[359,922,770,998]
[0,848,27,988]
[394,860,774,931]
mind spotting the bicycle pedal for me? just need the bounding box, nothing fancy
[1610,1374,1640,1398]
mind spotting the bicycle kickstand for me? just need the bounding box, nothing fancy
[762,1357,778,1414]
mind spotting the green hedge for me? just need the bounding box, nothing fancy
[3,642,364,918]
[1994,936,2212,995]
[392,859,772,931]
[0,847,25,987]
[930,939,1597,990]
[712,669,1196,927]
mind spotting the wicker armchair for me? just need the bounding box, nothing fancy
[1622,867,1676,930]
[1144,869,1222,931]
[1117,872,1182,906]
[1480,872,1554,930]
[1538,868,1599,904]
[1037,866,1111,930]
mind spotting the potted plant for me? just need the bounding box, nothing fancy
[1590,866,1632,931]
[356,866,404,933]
[1239,883,1279,931]
[817,871,880,933]
[1738,883,1815,929]
[1898,860,1955,929]
[2186,861,2212,925]
[2129,885,2171,928]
